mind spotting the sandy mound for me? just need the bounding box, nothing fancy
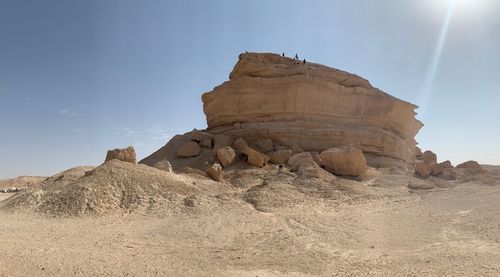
[1,160,232,216]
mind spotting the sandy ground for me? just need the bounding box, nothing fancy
[1,173,500,277]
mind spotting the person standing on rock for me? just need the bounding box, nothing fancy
[282,52,285,57]
[294,54,299,60]
[303,59,306,65]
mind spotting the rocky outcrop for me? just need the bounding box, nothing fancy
[319,146,368,176]
[177,141,201,158]
[202,53,422,167]
[457,161,484,175]
[270,150,293,164]
[105,146,136,163]
[207,163,224,182]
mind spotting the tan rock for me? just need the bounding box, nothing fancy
[456,161,484,175]
[199,139,213,149]
[253,138,274,153]
[287,152,318,171]
[183,167,209,178]
[105,146,136,163]
[431,160,453,176]
[153,160,173,172]
[202,53,422,165]
[270,150,293,164]
[319,146,367,176]
[291,143,304,154]
[414,161,433,178]
[214,134,232,149]
[207,163,224,182]
[311,152,321,165]
[233,138,249,154]
[216,146,237,167]
[177,141,201,158]
[422,151,437,164]
[245,148,270,168]
[191,129,214,143]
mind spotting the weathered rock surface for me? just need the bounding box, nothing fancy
[457,161,484,175]
[270,150,293,164]
[105,146,136,163]
[207,163,224,182]
[319,146,368,176]
[214,134,232,149]
[202,53,422,166]
[414,161,433,179]
[245,148,270,168]
[191,129,214,143]
[216,146,237,167]
[153,160,173,172]
[422,151,437,164]
[177,141,201,158]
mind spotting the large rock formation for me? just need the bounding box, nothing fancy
[201,53,422,168]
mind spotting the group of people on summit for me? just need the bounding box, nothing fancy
[282,52,306,64]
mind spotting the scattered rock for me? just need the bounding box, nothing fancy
[422,151,437,164]
[214,134,232,149]
[183,167,210,178]
[233,138,249,153]
[177,141,201,158]
[288,152,318,171]
[216,146,237,167]
[270,150,293,164]
[320,146,368,176]
[199,139,213,149]
[153,160,173,172]
[191,129,214,143]
[456,161,484,175]
[105,146,136,163]
[207,163,224,182]
[414,161,433,179]
[431,160,453,176]
[245,148,270,168]
[253,138,274,153]
[408,181,435,190]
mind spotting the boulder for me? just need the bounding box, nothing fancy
[287,152,318,171]
[153,160,173,173]
[233,138,249,153]
[414,161,433,178]
[191,129,214,143]
[253,138,274,153]
[199,139,213,149]
[177,141,201,158]
[431,160,453,176]
[422,151,437,164]
[456,161,484,175]
[214,134,233,149]
[105,146,136,163]
[183,167,210,178]
[269,150,293,164]
[245,148,270,168]
[207,163,224,182]
[216,146,237,167]
[319,146,368,176]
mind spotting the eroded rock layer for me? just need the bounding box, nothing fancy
[202,53,422,164]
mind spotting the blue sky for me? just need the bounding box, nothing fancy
[1,0,499,178]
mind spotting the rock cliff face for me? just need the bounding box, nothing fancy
[201,53,422,166]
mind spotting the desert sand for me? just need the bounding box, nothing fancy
[1,162,500,276]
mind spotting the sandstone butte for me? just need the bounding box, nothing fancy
[201,52,423,167]
[141,52,423,170]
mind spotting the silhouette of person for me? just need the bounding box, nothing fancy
[303,59,306,64]
[294,54,299,60]
[282,52,285,57]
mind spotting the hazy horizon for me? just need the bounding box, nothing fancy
[1,0,499,179]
